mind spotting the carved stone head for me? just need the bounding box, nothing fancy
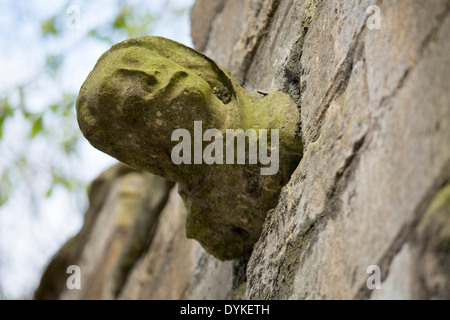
[77,36,302,260]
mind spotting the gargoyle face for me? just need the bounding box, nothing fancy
[76,36,302,260]
[107,47,219,131]
[77,37,237,180]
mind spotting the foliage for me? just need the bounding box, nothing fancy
[0,0,192,207]
[0,0,193,299]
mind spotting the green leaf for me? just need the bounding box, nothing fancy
[41,17,59,36]
[0,172,12,206]
[30,116,43,138]
[0,97,14,139]
[49,104,59,113]
[45,185,53,198]
[113,7,132,30]
[1,97,14,117]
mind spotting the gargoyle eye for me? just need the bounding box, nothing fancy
[173,71,188,79]
[116,68,158,87]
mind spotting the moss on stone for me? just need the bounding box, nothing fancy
[418,183,450,254]
[76,36,302,260]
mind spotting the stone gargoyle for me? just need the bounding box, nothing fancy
[76,36,302,260]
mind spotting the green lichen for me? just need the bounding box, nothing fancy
[76,36,302,260]
[415,183,450,298]
[213,83,232,104]
[232,282,247,300]
[418,183,450,254]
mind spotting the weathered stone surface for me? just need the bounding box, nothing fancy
[243,0,450,299]
[36,163,242,300]
[413,183,450,299]
[190,0,226,53]
[34,163,140,300]
[76,36,302,260]
[118,185,235,300]
[191,0,450,300]
[36,0,450,300]
[370,182,450,299]
[57,164,171,299]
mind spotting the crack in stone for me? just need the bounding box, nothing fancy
[378,3,450,110]
[198,0,227,52]
[240,0,281,85]
[283,0,323,137]
[354,167,450,300]
[308,25,366,145]
[113,180,175,298]
[352,7,450,299]
[247,129,368,299]
[285,7,450,298]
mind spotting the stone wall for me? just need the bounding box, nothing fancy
[35,0,450,300]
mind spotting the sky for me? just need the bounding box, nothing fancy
[0,0,194,299]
